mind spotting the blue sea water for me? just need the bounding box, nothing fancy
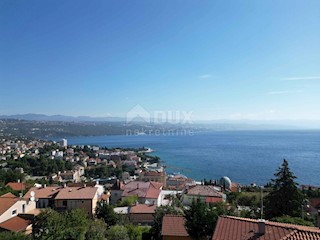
[65,131,320,186]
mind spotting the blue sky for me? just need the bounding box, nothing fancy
[1,0,320,121]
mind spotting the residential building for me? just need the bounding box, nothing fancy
[6,181,26,192]
[54,186,99,217]
[0,215,33,234]
[24,186,63,209]
[212,216,320,240]
[0,193,36,224]
[161,215,190,240]
[129,204,156,225]
[121,181,163,206]
[140,171,166,188]
[182,185,225,206]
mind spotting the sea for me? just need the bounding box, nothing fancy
[63,130,320,186]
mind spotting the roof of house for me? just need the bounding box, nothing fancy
[0,216,32,232]
[130,204,156,214]
[186,185,223,197]
[6,182,26,191]
[205,196,223,203]
[0,193,19,215]
[54,187,98,200]
[161,215,189,237]
[212,216,320,240]
[122,181,162,199]
[67,182,96,187]
[24,186,63,199]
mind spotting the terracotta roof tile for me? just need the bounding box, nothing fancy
[187,185,223,198]
[0,216,31,232]
[24,186,63,199]
[122,181,162,199]
[212,216,320,240]
[161,215,189,237]
[130,204,156,214]
[0,193,19,215]
[54,187,98,200]
[6,182,26,191]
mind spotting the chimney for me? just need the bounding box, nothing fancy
[258,219,266,236]
[18,179,20,183]
[84,183,87,188]
[44,184,47,188]
[63,183,67,188]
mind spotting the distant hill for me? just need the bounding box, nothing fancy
[0,114,319,138]
[0,113,125,122]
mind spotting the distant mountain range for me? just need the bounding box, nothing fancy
[0,113,319,130]
[0,113,125,122]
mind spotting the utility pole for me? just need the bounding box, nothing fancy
[260,186,264,219]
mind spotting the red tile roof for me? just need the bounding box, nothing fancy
[130,204,156,214]
[0,193,19,215]
[54,187,98,200]
[161,215,189,237]
[24,186,63,199]
[122,181,162,199]
[0,216,32,232]
[6,182,26,191]
[187,185,223,198]
[212,216,320,240]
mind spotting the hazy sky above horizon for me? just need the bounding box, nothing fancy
[1,1,320,121]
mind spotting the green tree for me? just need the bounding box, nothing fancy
[265,159,304,219]
[107,225,130,240]
[0,232,30,240]
[184,200,221,240]
[150,205,182,240]
[85,219,107,240]
[117,196,138,207]
[32,208,106,240]
[95,201,118,227]
[271,215,314,227]
[126,225,151,240]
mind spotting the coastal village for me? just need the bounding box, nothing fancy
[1,137,320,239]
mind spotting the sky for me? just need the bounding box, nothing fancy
[1,0,320,122]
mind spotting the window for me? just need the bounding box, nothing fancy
[63,200,67,206]
[12,209,17,216]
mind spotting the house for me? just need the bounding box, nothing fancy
[140,171,167,188]
[6,181,26,192]
[166,175,195,191]
[212,216,320,240]
[182,185,225,206]
[110,180,125,205]
[121,181,163,206]
[54,186,99,217]
[129,204,156,225]
[0,216,33,234]
[0,193,36,224]
[161,215,190,240]
[24,186,63,209]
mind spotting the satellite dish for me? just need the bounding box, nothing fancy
[30,196,35,202]
[30,191,35,197]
